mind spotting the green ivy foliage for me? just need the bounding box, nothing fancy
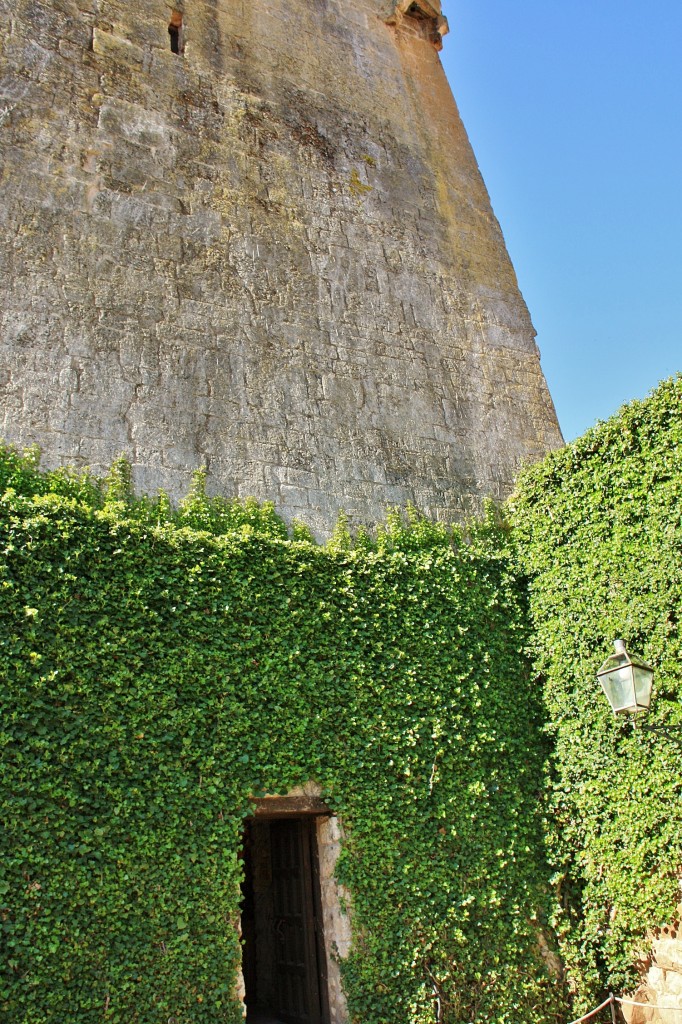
[0,446,565,1023]
[510,375,682,1009]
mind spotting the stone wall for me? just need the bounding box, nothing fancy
[623,915,682,1024]
[0,0,562,535]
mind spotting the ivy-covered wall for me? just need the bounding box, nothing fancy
[510,376,682,1011]
[0,447,564,1024]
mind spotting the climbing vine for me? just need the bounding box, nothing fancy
[510,375,682,1010]
[0,445,564,1023]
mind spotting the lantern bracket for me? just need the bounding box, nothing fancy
[635,721,682,747]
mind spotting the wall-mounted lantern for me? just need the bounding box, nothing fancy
[597,639,654,717]
[597,640,682,744]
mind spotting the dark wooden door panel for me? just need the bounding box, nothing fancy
[270,819,321,1024]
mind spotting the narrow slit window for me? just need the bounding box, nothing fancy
[169,11,183,54]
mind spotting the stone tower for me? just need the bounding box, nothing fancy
[0,0,561,535]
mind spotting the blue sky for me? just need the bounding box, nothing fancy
[439,0,681,441]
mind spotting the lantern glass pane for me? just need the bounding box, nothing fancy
[633,664,654,711]
[600,664,637,714]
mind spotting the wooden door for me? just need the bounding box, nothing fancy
[270,818,322,1024]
